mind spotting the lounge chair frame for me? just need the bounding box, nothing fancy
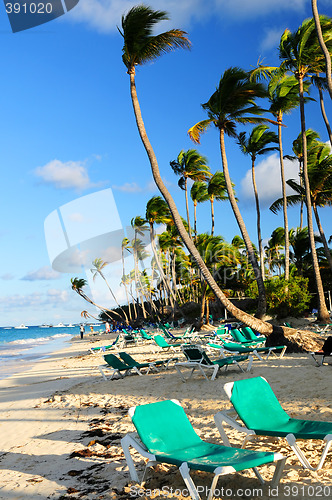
[121,400,286,500]
[214,378,332,471]
[175,344,252,381]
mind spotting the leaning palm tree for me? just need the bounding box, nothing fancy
[70,277,122,321]
[238,125,278,280]
[188,67,271,318]
[279,16,332,321]
[90,258,129,323]
[118,5,317,342]
[170,149,211,237]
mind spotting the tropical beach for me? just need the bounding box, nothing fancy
[1,1,332,499]
[0,322,331,500]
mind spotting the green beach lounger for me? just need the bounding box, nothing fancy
[175,344,252,381]
[118,351,172,374]
[207,341,287,361]
[121,399,286,500]
[214,376,332,471]
[98,353,133,380]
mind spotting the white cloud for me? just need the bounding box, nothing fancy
[34,159,93,190]
[259,27,284,52]
[22,266,61,281]
[66,0,307,33]
[112,178,172,193]
[240,153,300,208]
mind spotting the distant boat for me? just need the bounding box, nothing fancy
[53,322,65,328]
[66,323,75,327]
[39,324,51,328]
[14,324,28,329]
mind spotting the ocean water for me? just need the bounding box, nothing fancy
[0,325,79,380]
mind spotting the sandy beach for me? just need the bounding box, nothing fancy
[0,326,331,500]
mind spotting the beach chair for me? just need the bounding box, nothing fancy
[240,326,265,343]
[214,376,332,471]
[229,328,265,346]
[121,399,286,500]
[175,344,252,381]
[158,323,184,341]
[118,352,168,374]
[139,329,153,341]
[207,341,287,361]
[98,353,134,380]
[152,334,181,353]
[310,336,332,366]
[89,334,121,354]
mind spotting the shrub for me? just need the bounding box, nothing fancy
[246,276,311,318]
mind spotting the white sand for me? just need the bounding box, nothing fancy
[0,329,331,500]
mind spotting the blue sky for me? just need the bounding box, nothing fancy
[0,0,331,326]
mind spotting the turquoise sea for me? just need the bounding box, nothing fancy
[0,325,79,380]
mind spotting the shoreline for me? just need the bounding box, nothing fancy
[0,329,331,499]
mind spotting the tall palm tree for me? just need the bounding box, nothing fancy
[170,149,211,238]
[145,195,175,306]
[190,180,209,238]
[120,5,291,336]
[279,16,332,321]
[207,171,230,236]
[188,67,271,318]
[238,125,278,280]
[121,237,133,321]
[311,1,332,99]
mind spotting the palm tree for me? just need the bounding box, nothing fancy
[311,1,332,99]
[279,16,331,321]
[145,195,175,306]
[188,67,271,318]
[207,171,230,236]
[238,125,278,280]
[121,237,133,321]
[120,5,294,336]
[190,180,209,238]
[170,149,211,237]
[70,277,122,321]
[90,258,129,323]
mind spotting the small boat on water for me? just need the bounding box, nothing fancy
[14,324,28,329]
[66,323,75,328]
[53,322,65,328]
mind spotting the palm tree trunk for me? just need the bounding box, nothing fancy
[313,202,332,272]
[210,197,215,236]
[128,68,274,333]
[184,178,192,239]
[278,116,290,280]
[219,129,267,318]
[251,156,265,281]
[193,201,197,239]
[298,75,330,321]
[311,0,332,100]
[121,249,132,321]
[149,223,175,307]
[317,79,332,147]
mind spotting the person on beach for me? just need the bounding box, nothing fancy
[105,321,110,333]
[90,325,94,334]
[80,324,85,339]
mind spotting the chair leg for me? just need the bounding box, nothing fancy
[271,456,286,487]
[179,463,201,500]
[287,434,332,471]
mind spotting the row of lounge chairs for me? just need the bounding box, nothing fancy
[121,376,332,500]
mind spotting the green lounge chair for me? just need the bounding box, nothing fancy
[175,344,252,381]
[139,329,153,341]
[229,328,265,346]
[121,399,286,500]
[214,376,332,471]
[240,326,266,343]
[207,341,287,361]
[98,353,133,380]
[310,336,332,366]
[89,334,121,354]
[118,351,168,374]
[153,334,181,353]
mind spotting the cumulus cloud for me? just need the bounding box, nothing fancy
[34,159,94,190]
[21,266,61,281]
[112,178,172,193]
[259,27,284,52]
[66,0,307,33]
[240,153,300,208]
